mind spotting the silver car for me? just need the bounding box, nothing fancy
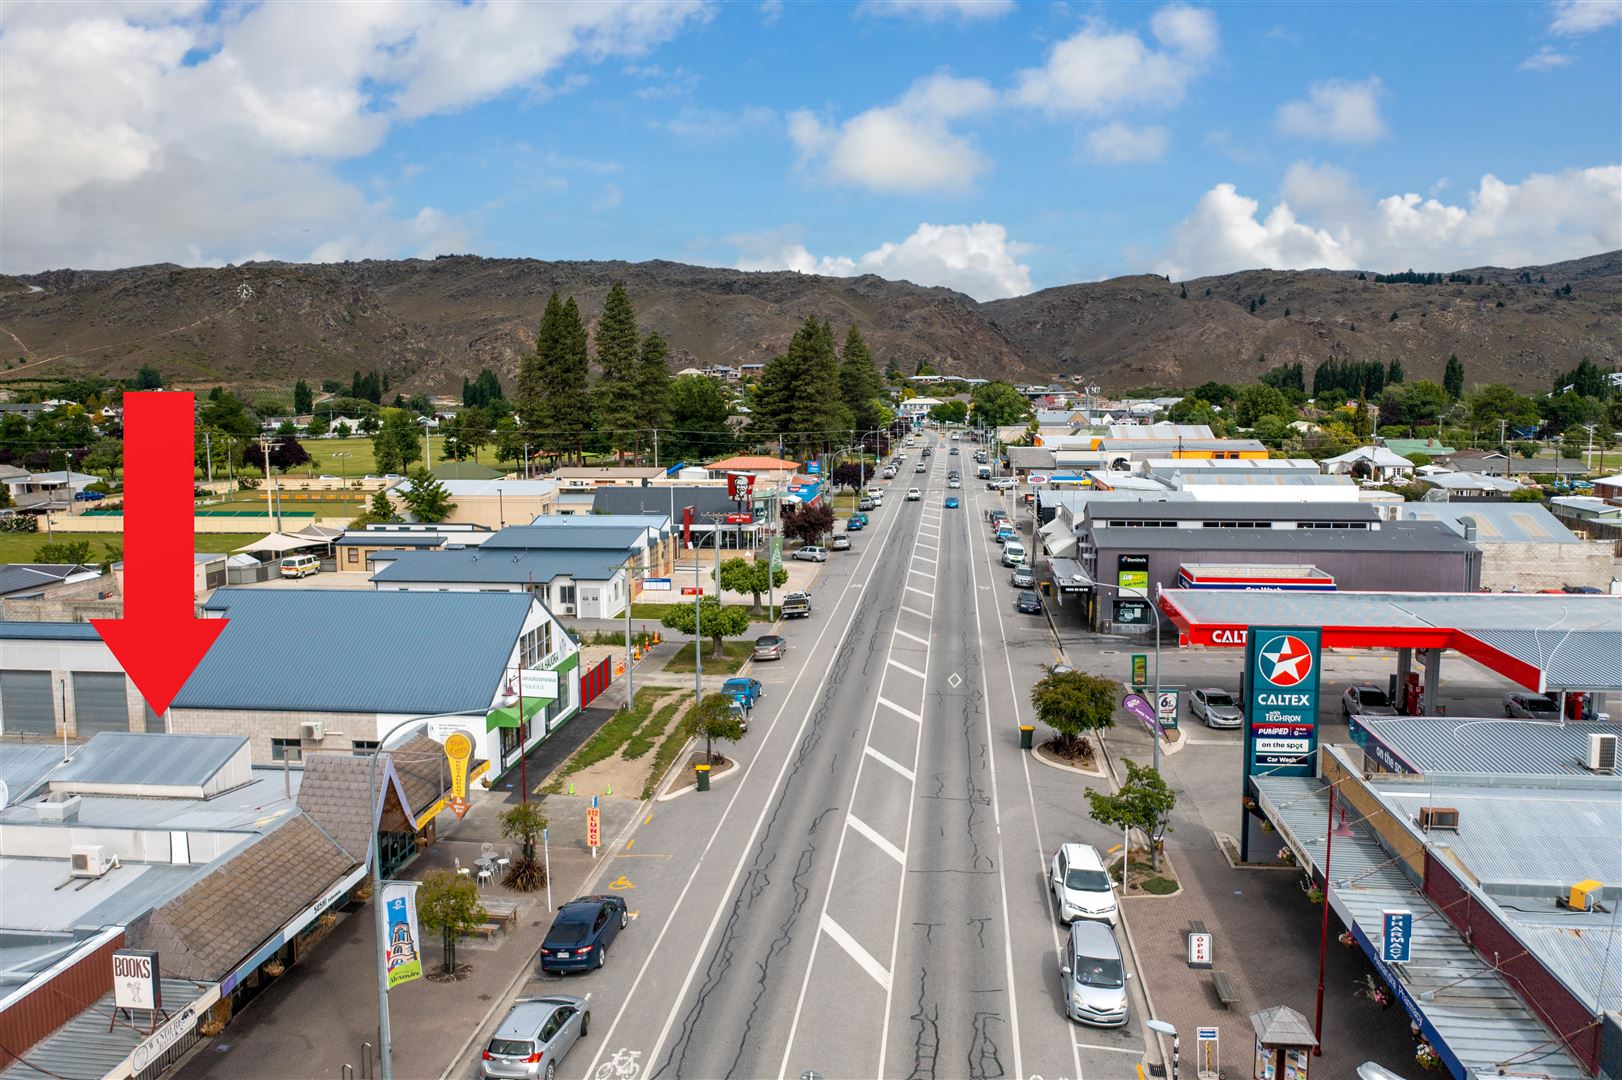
[1060,921,1129,1027]
[1341,685,1397,717]
[1010,564,1035,588]
[1189,687,1243,729]
[480,996,589,1080]
[1504,691,1559,719]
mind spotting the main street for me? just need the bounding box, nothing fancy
[464,432,1150,1080]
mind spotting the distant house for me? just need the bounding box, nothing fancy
[899,396,942,419]
[389,476,557,529]
[1322,446,1416,482]
[1591,473,1622,506]
[0,563,100,599]
[1435,450,1511,476]
[1418,471,1526,500]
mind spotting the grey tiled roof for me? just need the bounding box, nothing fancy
[296,753,378,863]
[126,814,357,981]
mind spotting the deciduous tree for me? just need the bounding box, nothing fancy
[688,692,746,764]
[1029,670,1118,758]
[660,597,753,658]
[372,410,421,473]
[715,556,788,612]
[415,869,486,974]
[1086,758,1177,871]
[499,804,549,891]
[780,501,833,544]
[970,381,1032,428]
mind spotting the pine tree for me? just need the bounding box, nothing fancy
[519,294,593,463]
[1443,354,1465,400]
[293,379,312,415]
[751,317,852,456]
[635,331,672,445]
[838,326,885,434]
[1387,359,1405,385]
[594,283,641,457]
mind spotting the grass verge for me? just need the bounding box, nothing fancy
[662,640,754,674]
[641,698,697,801]
[1111,856,1180,896]
[623,695,685,762]
[0,532,261,564]
[541,687,674,794]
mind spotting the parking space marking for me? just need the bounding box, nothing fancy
[864,743,916,781]
[908,568,934,581]
[912,553,938,564]
[887,657,927,679]
[1076,1042,1146,1055]
[820,913,892,991]
[877,696,922,723]
[847,814,906,864]
[893,628,930,647]
[901,604,931,619]
[905,584,933,598]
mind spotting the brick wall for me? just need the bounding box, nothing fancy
[1478,540,1613,592]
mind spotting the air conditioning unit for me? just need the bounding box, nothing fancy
[300,720,325,741]
[562,604,575,615]
[1417,806,1460,832]
[1586,733,1618,774]
[70,844,117,878]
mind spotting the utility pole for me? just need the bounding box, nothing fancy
[257,435,283,532]
[653,429,659,469]
[204,432,213,485]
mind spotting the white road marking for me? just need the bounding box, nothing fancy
[820,913,892,991]
[877,696,922,723]
[847,814,906,864]
[904,584,933,598]
[912,553,938,564]
[908,568,935,581]
[901,604,931,619]
[864,743,916,781]
[1074,1042,1145,1055]
[888,657,927,679]
[893,628,930,647]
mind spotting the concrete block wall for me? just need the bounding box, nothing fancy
[166,707,376,763]
[1479,541,1614,592]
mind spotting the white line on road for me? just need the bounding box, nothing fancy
[864,743,916,781]
[912,553,938,564]
[904,584,933,598]
[901,604,931,619]
[877,696,922,723]
[819,913,892,991]
[847,814,906,864]
[893,628,930,647]
[1074,1043,1146,1055]
[887,657,927,679]
[908,568,934,580]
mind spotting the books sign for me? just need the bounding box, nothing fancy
[113,949,160,1011]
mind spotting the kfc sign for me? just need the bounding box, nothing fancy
[727,472,755,500]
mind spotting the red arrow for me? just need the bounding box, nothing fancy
[93,393,227,715]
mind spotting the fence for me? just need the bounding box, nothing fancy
[580,656,614,708]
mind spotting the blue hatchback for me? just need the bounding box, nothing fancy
[846,517,865,531]
[945,496,959,509]
[722,677,762,710]
[540,895,629,974]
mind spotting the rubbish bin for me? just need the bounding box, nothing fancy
[1019,725,1034,750]
[695,763,711,792]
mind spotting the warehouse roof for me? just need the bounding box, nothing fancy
[481,522,646,550]
[1355,715,1619,776]
[594,486,740,517]
[1005,446,1057,469]
[1398,502,1578,543]
[175,589,534,714]
[1087,499,1378,522]
[1099,437,1267,452]
[1090,521,1467,553]
[371,548,621,585]
[48,732,247,792]
[0,620,100,640]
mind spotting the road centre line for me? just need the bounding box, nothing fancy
[877,696,922,723]
[819,913,892,991]
[847,814,906,864]
[586,468,917,1080]
[893,627,930,646]
[887,657,927,679]
[863,743,916,781]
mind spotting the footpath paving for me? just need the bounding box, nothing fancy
[178,706,646,1080]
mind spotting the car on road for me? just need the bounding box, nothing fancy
[882,467,897,479]
[845,517,864,532]
[949,447,958,455]
[907,487,922,501]
[1504,691,1559,718]
[830,535,851,551]
[722,676,763,708]
[1341,685,1397,717]
[793,545,827,562]
[1060,922,1130,1028]
[1016,590,1042,614]
[994,524,1017,543]
[858,498,875,511]
[915,463,927,473]
[947,478,961,489]
[753,635,786,661]
[479,996,590,1080]
[945,496,959,509]
[1189,687,1243,729]
[1010,564,1035,588]
[988,477,1015,490]
[1001,540,1027,567]
[539,895,628,974]
[781,592,812,619]
[1050,843,1118,925]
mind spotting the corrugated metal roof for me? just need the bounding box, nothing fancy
[1358,716,1620,775]
[1091,521,1471,554]
[0,744,70,803]
[1099,437,1268,452]
[49,732,247,789]
[1464,629,1622,690]
[0,977,213,1080]
[175,589,533,714]
[1255,776,1588,1080]
[0,620,100,640]
[1088,500,1377,521]
[1400,502,1580,544]
[370,548,620,585]
[1164,590,1620,633]
[480,523,644,551]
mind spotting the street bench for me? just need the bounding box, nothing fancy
[1212,970,1239,1008]
[471,921,504,941]
[482,900,521,927]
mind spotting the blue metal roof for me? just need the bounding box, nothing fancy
[174,589,534,714]
[481,522,644,550]
[370,548,621,584]
[0,620,100,640]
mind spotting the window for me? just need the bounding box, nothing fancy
[519,622,554,668]
[346,548,360,565]
[352,740,379,753]
[270,737,303,762]
[559,584,577,606]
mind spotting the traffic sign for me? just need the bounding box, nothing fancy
[681,586,702,596]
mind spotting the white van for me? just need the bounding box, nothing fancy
[976,464,992,480]
[279,554,321,579]
[1001,540,1027,567]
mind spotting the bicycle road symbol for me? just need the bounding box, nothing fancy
[595,1048,641,1080]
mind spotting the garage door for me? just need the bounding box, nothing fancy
[72,672,131,736]
[0,670,55,735]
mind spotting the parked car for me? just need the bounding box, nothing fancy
[72,490,105,502]
[994,525,1017,544]
[479,996,589,1080]
[722,676,763,708]
[539,895,628,974]
[1049,843,1118,925]
[1504,691,1559,719]
[1002,540,1027,567]
[850,512,869,526]
[1059,922,1130,1028]
[279,554,320,578]
[1016,590,1042,614]
[793,545,827,562]
[882,467,897,479]
[986,508,1008,525]
[780,592,812,619]
[945,496,960,509]
[754,635,787,660]
[845,517,864,532]
[988,477,1015,490]
[907,487,922,501]
[830,535,851,551]
[858,498,876,511]
[1010,565,1035,588]
[1341,685,1397,717]
[1189,687,1243,729]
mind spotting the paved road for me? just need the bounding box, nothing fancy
[460,434,1151,1080]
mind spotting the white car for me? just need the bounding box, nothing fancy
[948,478,961,488]
[1050,843,1118,926]
[793,545,827,562]
[906,488,922,501]
[988,477,1015,490]
[1189,687,1243,729]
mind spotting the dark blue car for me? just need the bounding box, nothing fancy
[539,895,628,974]
[722,677,762,710]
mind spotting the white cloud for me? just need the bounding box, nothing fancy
[591,184,623,213]
[1275,77,1387,143]
[1011,3,1219,114]
[758,0,784,24]
[857,0,1015,20]
[1520,45,1574,69]
[1155,164,1622,278]
[1549,0,1622,34]
[788,74,997,193]
[658,104,776,141]
[0,0,708,272]
[731,222,1033,300]
[1086,122,1169,163]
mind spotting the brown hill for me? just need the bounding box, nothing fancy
[0,252,1617,395]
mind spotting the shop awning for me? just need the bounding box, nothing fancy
[486,696,550,730]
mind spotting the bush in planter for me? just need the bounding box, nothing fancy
[499,803,549,892]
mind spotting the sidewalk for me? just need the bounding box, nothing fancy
[178,713,643,1080]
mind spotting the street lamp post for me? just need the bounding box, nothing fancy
[1147,1019,1179,1080]
[1085,578,1166,776]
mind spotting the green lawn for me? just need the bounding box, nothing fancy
[294,435,504,478]
[0,532,261,564]
[629,601,776,623]
[203,493,364,519]
[541,686,677,794]
[662,640,755,674]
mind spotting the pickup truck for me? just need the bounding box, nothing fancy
[782,591,813,618]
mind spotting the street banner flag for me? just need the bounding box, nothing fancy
[382,881,424,989]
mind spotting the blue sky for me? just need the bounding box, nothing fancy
[4,0,1619,299]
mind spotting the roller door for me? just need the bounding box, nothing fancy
[72,672,131,736]
[0,670,55,735]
